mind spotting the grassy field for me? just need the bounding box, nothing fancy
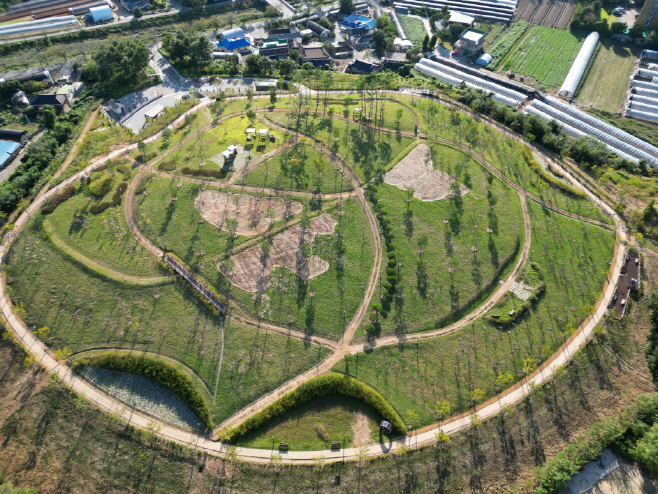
[235,395,381,450]
[577,40,641,113]
[159,114,287,174]
[359,143,524,338]
[501,26,587,89]
[416,97,612,225]
[43,163,163,277]
[335,199,616,427]
[5,223,331,424]
[239,140,354,194]
[398,15,429,47]
[229,197,376,340]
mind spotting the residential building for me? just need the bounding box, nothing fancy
[259,38,290,60]
[300,45,332,66]
[340,13,377,32]
[344,59,381,74]
[30,93,69,112]
[383,51,407,68]
[0,140,21,169]
[448,11,475,27]
[454,28,487,55]
[217,37,252,54]
[333,40,353,59]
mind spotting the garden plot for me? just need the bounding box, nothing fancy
[218,213,337,293]
[195,190,303,236]
[384,144,469,201]
[208,147,255,173]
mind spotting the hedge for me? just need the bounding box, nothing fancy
[41,185,75,214]
[181,167,226,179]
[158,161,177,171]
[229,373,407,441]
[521,146,586,198]
[73,351,213,429]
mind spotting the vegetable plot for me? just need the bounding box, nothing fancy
[488,21,529,69]
[502,26,586,89]
[399,15,428,47]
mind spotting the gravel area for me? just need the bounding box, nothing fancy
[79,367,203,431]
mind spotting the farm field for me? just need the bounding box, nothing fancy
[398,15,429,47]
[576,40,640,113]
[514,0,577,29]
[486,21,530,69]
[500,26,587,89]
[336,199,616,427]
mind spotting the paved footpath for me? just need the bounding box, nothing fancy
[0,92,628,464]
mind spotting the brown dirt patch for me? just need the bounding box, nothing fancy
[218,213,337,293]
[351,410,372,447]
[195,190,303,236]
[383,143,469,201]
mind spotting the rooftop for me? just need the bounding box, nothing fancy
[261,38,288,48]
[218,38,252,50]
[0,140,20,167]
[301,46,331,59]
[449,11,475,24]
[31,94,67,107]
[460,28,487,42]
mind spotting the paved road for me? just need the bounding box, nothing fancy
[0,91,628,464]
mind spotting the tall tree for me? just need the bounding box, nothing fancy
[93,39,151,86]
[168,31,212,68]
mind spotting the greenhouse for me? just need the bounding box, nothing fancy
[627,109,658,123]
[558,32,600,98]
[628,101,658,115]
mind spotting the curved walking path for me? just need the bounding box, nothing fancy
[0,91,627,464]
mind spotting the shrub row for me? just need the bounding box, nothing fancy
[229,373,407,441]
[181,167,226,179]
[41,185,75,214]
[158,161,177,172]
[116,164,132,181]
[73,351,212,429]
[89,182,127,214]
[521,146,586,198]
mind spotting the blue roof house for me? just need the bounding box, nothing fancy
[340,14,377,32]
[0,140,20,169]
[217,38,252,53]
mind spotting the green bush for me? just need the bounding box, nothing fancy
[181,167,226,179]
[41,185,75,214]
[89,182,127,214]
[158,161,177,171]
[89,202,112,214]
[229,373,407,441]
[521,146,586,198]
[73,351,213,429]
[88,176,114,197]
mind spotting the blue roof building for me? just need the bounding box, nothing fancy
[340,14,377,31]
[0,140,20,169]
[217,38,252,52]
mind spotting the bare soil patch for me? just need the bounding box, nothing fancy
[351,410,372,447]
[219,213,337,292]
[195,190,303,236]
[383,144,469,201]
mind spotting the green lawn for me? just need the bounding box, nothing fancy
[334,199,616,427]
[6,225,330,424]
[358,142,524,339]
[239,140,354,194]
[501,26,587,89]
[234,395,381,450]
[43,164,163,277]
[416,97,612,225]
[163,115,288,174]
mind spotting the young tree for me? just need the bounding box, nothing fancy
[339,0,354,14]
[246,110,256,123]
[246,88,254,105]
[269,87,277,105]
[132,6,143,17]
[162,127,172,145]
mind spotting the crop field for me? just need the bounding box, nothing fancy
[335,199,616,426]
[487,21,529,69]
[501,26,587,89]
[399,15,429,47]
[577,40,641,113]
